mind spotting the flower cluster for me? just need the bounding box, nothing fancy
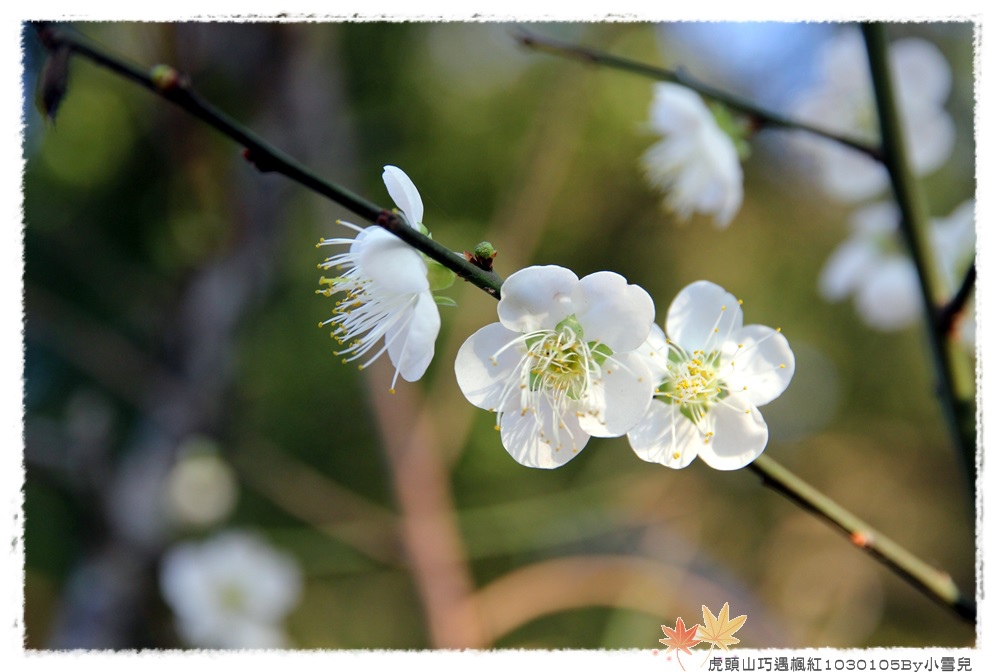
[159,530,302,649]
[819,199,975,343]
[316,166,450,391]
[454,269,794,470]
[314,159,798,474]
[315,165,797,471]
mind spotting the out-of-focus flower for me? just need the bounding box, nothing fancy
[627,281,795,470]
[317,166,449,391]
[455,265,655,468]
[160,530,302,649]
[641,83,744,228]
[163,436,238,529]
[792,30,954,202]
[819,199,975,335]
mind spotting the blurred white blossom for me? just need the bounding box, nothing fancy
[627,281,795,470]
[163,437,238,529]
[160,530,302,649]
[819,199,975,337]
[641,83,744,227]
[792,30,954,202]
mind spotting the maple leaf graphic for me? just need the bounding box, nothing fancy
[659,617,700,655]
[696,602,747,652]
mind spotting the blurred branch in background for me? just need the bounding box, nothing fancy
[25,22,323,647]
[938,262,976,335]
[235,440,402,566]
[862,23,977,496]
[514,27,883,161]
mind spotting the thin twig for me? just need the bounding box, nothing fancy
[33,22,503,299]
[938,262,976,336]
[513,28,884,162]
[749,456,975,623]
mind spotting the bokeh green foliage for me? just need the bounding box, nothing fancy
[22,21,976,649]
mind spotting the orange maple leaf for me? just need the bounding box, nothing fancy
[695,602,747,652]
[659,617,700,656]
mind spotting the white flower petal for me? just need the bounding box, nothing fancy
[853,258,922,330]
[816,145,890,202]
[904,108,955,176]
[648,83,709,135]
[892,38,952,107]
[850,200,900,237]
[932,199,976,291]
[498,265,578,332]
[638,323,670,381]
[627,402,702,470]
[576,350,654,438]
[642,83,744,227]
[160,545,208,618]
[454,322,523,411]
[386,291,441,383]
[355,227,430,294]
[723,324,795,407]
[697,395,769,470]
[818,237,879,302]
[382,165,424,228]
[666,280,743,353]
[574,271,655,352]
[499,394,592,469]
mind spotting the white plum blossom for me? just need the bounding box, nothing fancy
[641,82,744,228]
[159,530,303,649]
[317,166,444,390]
[819,199,975,335]
[627,281,795,470]
[455,265,656,469]
[792,30,955,202]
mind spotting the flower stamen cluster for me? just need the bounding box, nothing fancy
[317,225,426,374]
[490,318,619,454]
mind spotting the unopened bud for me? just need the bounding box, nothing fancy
[150,64,181,92]
[464,241,498,273]
[473,241,497,260]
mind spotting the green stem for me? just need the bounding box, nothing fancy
[33,22,503,299]
[862,23,977,500]
[749,455,975,623]
[34,20,975,628]
[514,28,883,162]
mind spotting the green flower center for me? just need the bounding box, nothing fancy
[218,583,247,613]
[523,316,612,401]
[657,348,728,423]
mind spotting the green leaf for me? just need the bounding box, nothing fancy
[425,258,456,291]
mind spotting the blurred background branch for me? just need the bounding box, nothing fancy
[862,23,977,499]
